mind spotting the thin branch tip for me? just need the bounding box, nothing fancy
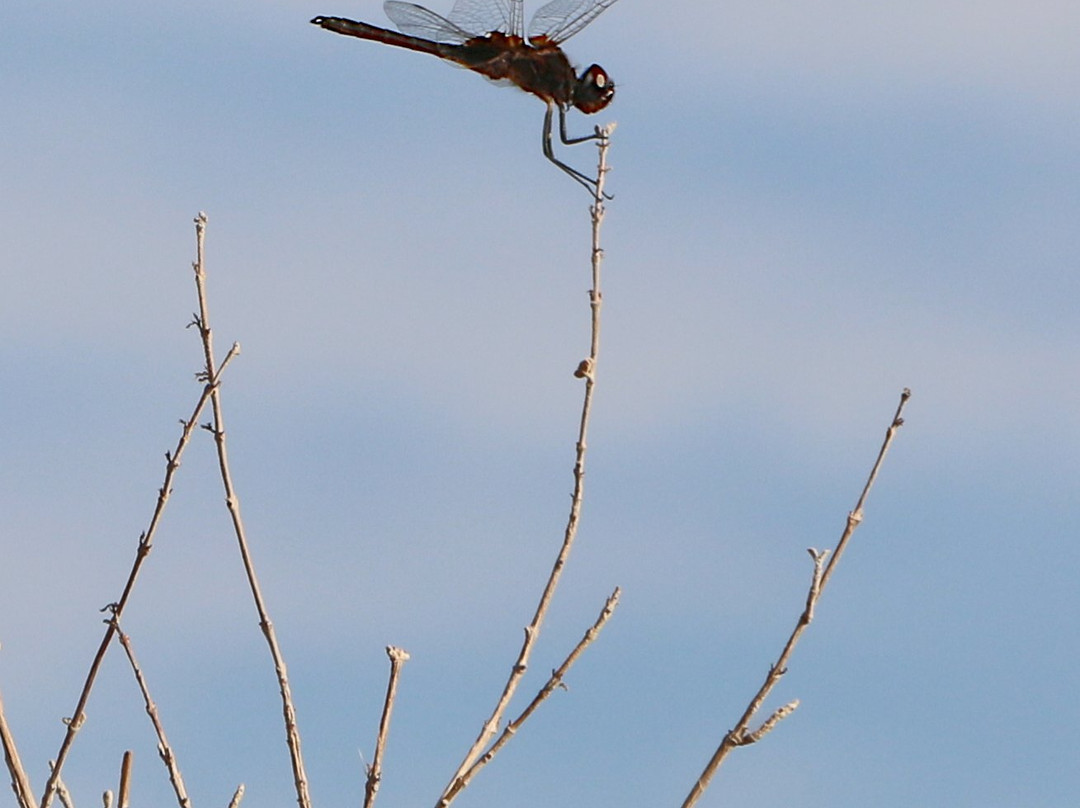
[227,783,246,808]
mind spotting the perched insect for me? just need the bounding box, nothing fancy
[311,0,620,191]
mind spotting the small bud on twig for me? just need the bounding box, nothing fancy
[574,358,594,379]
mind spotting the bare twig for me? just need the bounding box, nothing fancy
[109,617,191,808]
[226,784,245,808]
[116,752,132,808]
[453,587,621,792]
[437,127,616,808]
[364,647,410,808]
[680,388,911,808]
[46,763,73,808]
[0,678,36,808]
[191,212,311,808]
[40,318,238,808]
[819,389,911,592]
[737,699,800,746]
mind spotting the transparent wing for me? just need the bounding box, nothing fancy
[446,0,524,37]
[527,0,620,43]
[383,1,476,43]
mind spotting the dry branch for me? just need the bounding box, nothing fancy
[680,388,911,808]
[190,212,311,808]
[437,125,617,808]
[116,751,132,808]
[109,617,191,808]
[0,679,36,808]
[40,317,238,808]
[454,587,621,793]
[226,784,245,808]
[364,646,410,808]
[44,763,73,808]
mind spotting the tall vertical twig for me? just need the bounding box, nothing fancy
[680,389,912,808]
[363,646,410,808]
[437,124,616,808]
[190,212,311,808]
[40,319,238,808]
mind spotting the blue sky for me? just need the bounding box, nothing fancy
[2,1,1078,806]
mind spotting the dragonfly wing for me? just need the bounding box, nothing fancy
[506,0,524,38]
[445,0,523,37]
[383,1,475,43]
[527,0,620,43]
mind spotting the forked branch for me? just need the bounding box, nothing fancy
[45,763,72,808]
[449,587,621,796]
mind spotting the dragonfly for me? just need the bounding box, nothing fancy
[311,0,621,193]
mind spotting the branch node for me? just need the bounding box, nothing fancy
[738,699,800,746]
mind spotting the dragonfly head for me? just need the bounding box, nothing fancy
[572,65,615,114]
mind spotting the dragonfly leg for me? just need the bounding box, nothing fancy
[542,103,613,198]
[558,104,604,146]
